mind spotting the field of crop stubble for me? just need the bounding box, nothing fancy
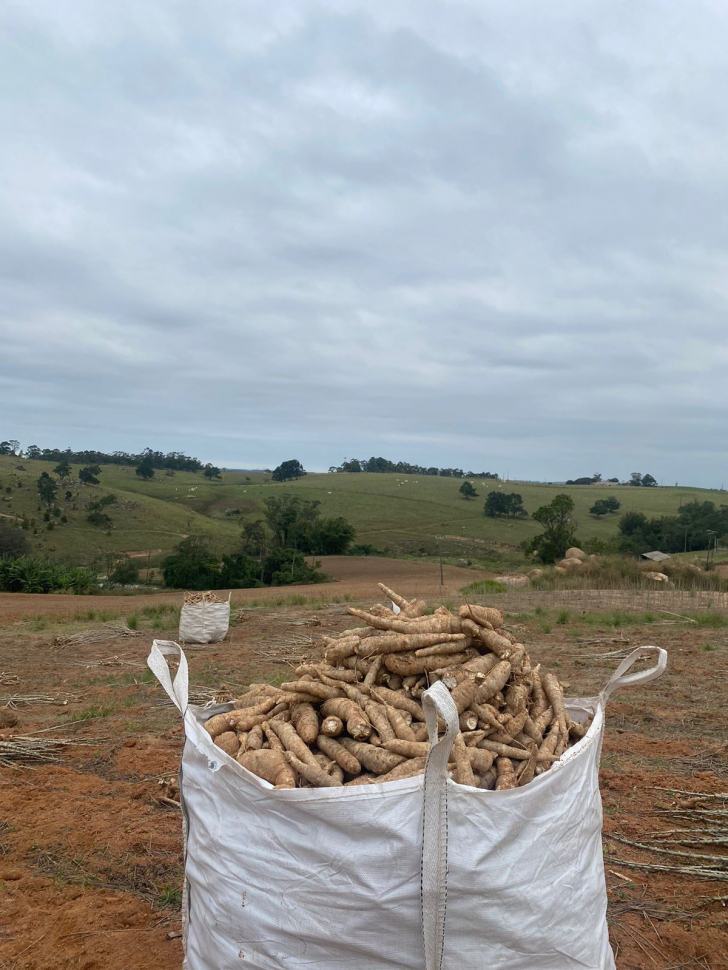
[0,571,726,970]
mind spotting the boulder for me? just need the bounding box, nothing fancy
[494,574,530,588]
[565,547,587,561]
[644,572,669,582]
[557,557,583,570]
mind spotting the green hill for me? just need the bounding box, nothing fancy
[1,456,723,570]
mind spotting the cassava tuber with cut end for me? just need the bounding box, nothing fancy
[321,715,344,738]
[321,698,371,739]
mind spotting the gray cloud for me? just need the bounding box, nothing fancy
[2,1,728,485]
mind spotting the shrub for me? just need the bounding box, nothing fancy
[111,559,140,585]
[0,557,95,593]
[0,519,30,558]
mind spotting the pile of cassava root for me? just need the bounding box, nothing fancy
[203,584,592,791]
[184,591,225,605]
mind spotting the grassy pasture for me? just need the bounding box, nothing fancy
[1,456,726,567]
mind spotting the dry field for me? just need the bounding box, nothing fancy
[0,570,726,969]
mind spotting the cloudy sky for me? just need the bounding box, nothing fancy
[2,2,727,486]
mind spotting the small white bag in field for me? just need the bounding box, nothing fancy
[148,640,667,970]
[178,593,231,644]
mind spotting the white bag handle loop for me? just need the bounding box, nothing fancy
[601,646,667,703]
[420,681,459,970]
[147,639,189,714]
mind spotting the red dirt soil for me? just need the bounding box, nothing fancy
[0,556,484,625]
[0,583,726,969]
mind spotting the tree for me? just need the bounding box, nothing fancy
[260,548,325,586]
[203,464,222,480]
[24,444,40,459]
[0,441,13,455]
[53,460,72,478]
[218,552,260,588]
[240,519,266,556]
[135,461,155,480]
[526,494,578,564]
[592,473,602,483]
[86,493,116,528]
[303,517,356,555]
[629,472,643,487]
[162,536,220,590]
[642,473,657,487]
[110,558,140,585]
[590,497,621,517]
[0,519,30,558]
[79,464,101,485]
[484,492,526,518]
[459,482,478,500]
[484,492,508,517]
[36,472,57,506]
[262,495,320,547]
[271,459,306,482]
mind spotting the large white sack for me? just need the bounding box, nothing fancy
[179,594,231,644]
[148,640,667,970]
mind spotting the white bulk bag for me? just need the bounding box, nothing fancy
[179,593,231,644]
[148,640,667,970]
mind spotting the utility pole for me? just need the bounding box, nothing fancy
[436,535,444,586]
[706,531,716,570]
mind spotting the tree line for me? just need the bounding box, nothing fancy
[329,457,498,478]
[1,441,203,472]
[618,501,728,554]
[564,472,657,486]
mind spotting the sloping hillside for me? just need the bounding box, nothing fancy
[0,456,722,567]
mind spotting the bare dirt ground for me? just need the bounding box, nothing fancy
[0,556,484,625]
[0,579,726,969]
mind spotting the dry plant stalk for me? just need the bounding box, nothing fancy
[201,586,593,790]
